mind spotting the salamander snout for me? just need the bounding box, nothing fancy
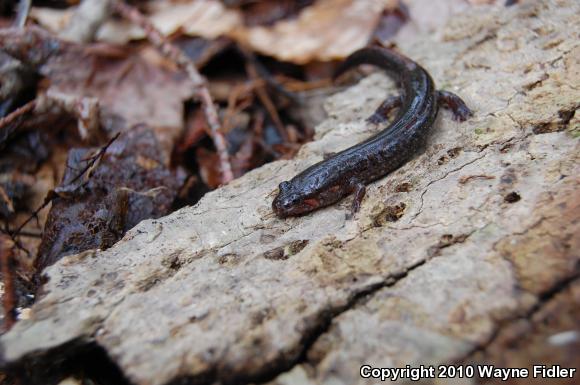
[272,182,298,218]
[272,181,320,218]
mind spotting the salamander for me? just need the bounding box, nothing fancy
[272,46,473,218]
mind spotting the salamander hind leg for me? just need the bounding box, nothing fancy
[437,90,473,122]
[346,180,366,219]
[367,95,402,125]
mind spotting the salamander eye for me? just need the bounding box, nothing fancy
[279,181,291,191]
[290,194,300,204]
[280,194,299,209]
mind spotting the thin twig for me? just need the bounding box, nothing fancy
[65,132,120,187]
[3,202,48,257]
[241,48,289,142]
[0,100,36,129]
[245,61,289,143]
[276,75,333,92]
[238,47,302,104]
[0,100,36,149]
[14,0,31,28]
[222,82,256,134]
[0,235,17,330]
[113,1,234,184]
[2,229,41,238]
[1,223,30,258]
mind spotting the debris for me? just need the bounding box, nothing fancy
[36,126,183,272]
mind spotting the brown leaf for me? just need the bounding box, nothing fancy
[232,0,397,64]
[149,0,241,39]
[36,125,185,273]
[41,46,195,158]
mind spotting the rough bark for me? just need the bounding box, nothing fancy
[1,1,579,385]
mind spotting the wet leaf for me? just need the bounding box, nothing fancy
[36,125,185,272]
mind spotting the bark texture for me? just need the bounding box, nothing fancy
[1,1,579,384]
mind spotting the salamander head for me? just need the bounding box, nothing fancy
[272,181,321,218]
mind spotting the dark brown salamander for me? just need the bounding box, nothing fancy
[272,47,472,218]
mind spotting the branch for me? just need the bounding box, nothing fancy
[0,99,36,148]
[63,132,120,187]
[243,53,289,143]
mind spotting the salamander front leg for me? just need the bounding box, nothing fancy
[347,180,366,219]
[367,95,402,125]
[437,90,473,122]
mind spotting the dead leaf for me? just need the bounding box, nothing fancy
[149,0,241,38]
[232,0,397,64]
[36,125,184,272]
[29,7,73,33]
[41,46,195,159]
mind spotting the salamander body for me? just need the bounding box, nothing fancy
[272,47,472,218]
